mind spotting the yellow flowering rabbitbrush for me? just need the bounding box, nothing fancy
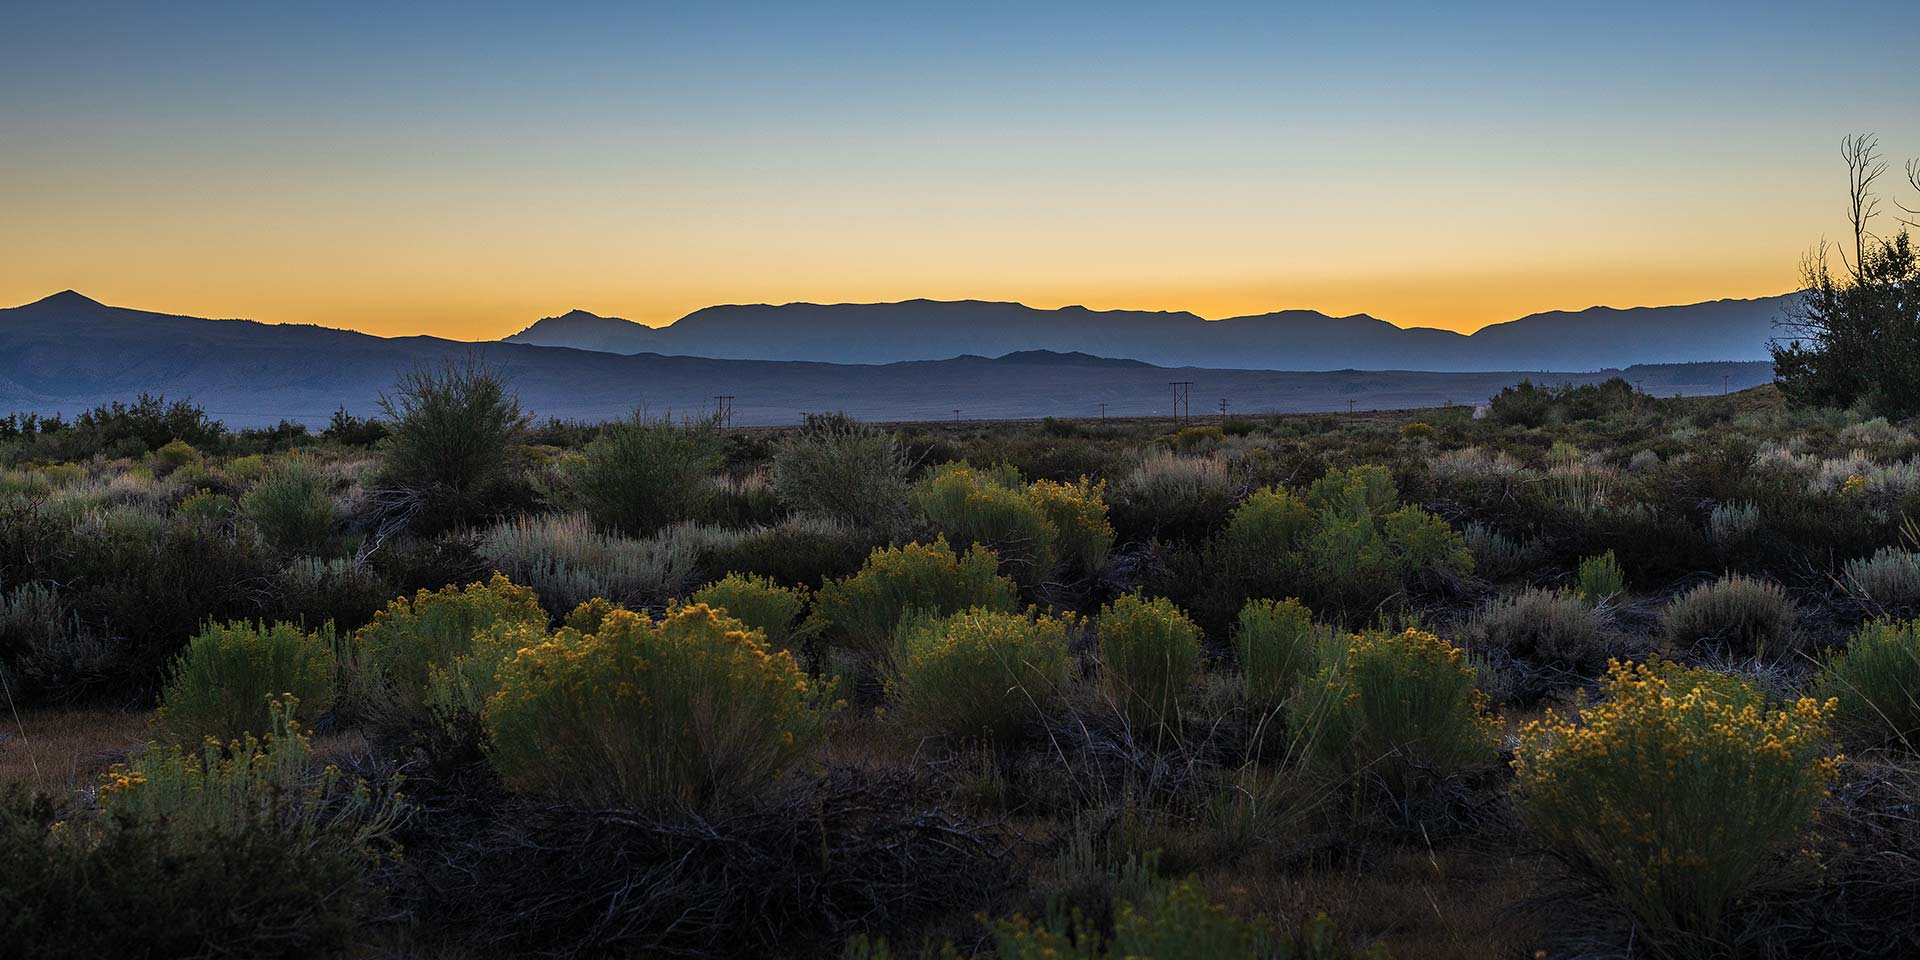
[352,573,548,725]
[1512,660,1839,938]
[887,607,1074,739]
[1300,628,1498,791]
[1096,593,1202,730]
[484,602,837,812]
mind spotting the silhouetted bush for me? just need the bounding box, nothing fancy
[240,454,340,555]
[373,358,531,531]
[771,416,912,533]
[570,413,726,535]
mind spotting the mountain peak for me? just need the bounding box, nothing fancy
[24,289,104,310]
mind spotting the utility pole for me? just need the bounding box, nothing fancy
[1168,381,1193,425]
[953,408,961,423]
[1218,398,1229,420]
[1099,402,1107,421]
[1348,399,1355,415]
[1722,375,1730,395]
[713,395,734,430]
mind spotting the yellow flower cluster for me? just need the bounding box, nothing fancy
[1513,659,1838,935]
[484,600,837,811]
[1302,627,1499,790]
[1843,473,1868,496]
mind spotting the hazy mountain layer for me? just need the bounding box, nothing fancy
[2,291,1774,426]
[503,294,1800,370]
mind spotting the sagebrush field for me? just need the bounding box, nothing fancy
[6,375,1920,959]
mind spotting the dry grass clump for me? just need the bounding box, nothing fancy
[1467,587,1624,669]
[1662,574,1800,659]
[479,512,706,611]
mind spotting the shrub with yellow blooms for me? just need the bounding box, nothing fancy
[886,607,1073,739]
[1300,628,1497,791]
[1235,597,1318,713]
[1096,593,1202,730]
[351,574,547,725]
[1512,660,1839,939]
[811,537,1018,670]
[484,603,837,812]
[690,572,809,652]
[1025,476,1116,575]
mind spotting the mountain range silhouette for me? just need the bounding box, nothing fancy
[0,291,1781,426]
[503,294,1799,370]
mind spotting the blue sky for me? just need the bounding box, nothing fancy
[2,1,1914,336]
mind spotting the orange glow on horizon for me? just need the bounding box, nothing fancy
[0,260,1803,343]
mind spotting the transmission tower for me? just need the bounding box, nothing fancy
[1168,381,1193,425]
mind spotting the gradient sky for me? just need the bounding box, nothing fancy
[2,1,1915,339]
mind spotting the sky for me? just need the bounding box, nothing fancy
[1,1,1915,340]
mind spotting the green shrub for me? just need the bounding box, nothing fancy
[1815,618,1920,745]
[886,608,1072,740]
[570,413,726,534]
[1,702,397,959]
[770,418,911,532]
[154,620,337,746]
[224,453,269,483]
[351,574,548,725]
[1574,550,1625,604]
[984,871,1389,959]
[151,438,201,475]
[239,455,338,555]
[1212,467,1471,620]
[1514,661,1838,940]
[1300,628,1496,791]
[1378,504,1473,578]
[1305,464,1397,519]
[1235,597,1317,712]
[913,462,1058,583]
[691,572,809,652]
[484,603,836,812]
[1028,477,1116,574]
[1219,486,1313,557]
[175,489,234,526]
[811,538,1018,670]
[374,358,531,531]
[1662,574,1799,659]
[1097,594,1202,730]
